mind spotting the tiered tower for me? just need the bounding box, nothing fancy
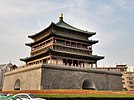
[20,14,104,68]
[3,14,123,91]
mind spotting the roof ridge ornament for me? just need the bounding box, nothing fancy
[59,13,63,21]
[60,13,63,17]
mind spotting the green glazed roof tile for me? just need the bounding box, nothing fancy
[56,16,95,34]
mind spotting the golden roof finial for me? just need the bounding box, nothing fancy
[60,13,63,18]
[59,13,63,21]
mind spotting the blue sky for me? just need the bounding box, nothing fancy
[0,0,134,67]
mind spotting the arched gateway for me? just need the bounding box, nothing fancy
[82,79,96,90]
[14,79,21,90]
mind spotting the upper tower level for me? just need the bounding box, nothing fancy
[28,14,96,42]
[20,14,104,68]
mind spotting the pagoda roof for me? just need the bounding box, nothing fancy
[51,49,104,61]
[52,32,98,44]
[20,49,49,62]
[28,15,96,39]
[26,31,98,47]
[20,48,104,62]
[56,16,96,35]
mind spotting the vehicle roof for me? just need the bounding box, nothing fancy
[14,93,31,95]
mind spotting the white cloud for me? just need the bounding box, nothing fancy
[114,0,134,11]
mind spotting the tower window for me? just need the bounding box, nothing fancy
[66,41,70,46]
[71,42,76,47]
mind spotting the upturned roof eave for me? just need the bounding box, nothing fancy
[57,25,96,36]
[25,43,31,47]
[20,48,50,62]
[55,20,96,36]
[25,32,98,47]
[20,48,104,62]
[25,32,53,47]
[52,32,98,44]
[50,48,104,61]
[28,22,55,39]
[28,18,96,39]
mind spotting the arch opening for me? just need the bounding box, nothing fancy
[82,79,96,90]
[14,79,21,90]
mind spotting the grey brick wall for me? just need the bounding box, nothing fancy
[41,64,123,90]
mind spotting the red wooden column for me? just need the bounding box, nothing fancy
[50,55,52,64]
[70,41,71,46]
[83,62,84,67]
[81,43,82,48]
[76,42,77,47]
[95,62,97,69]
[46,58,48,64]
[91,63,93,69]
[56,57,58,65]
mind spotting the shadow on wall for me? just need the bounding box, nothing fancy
[82,79,96,90]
